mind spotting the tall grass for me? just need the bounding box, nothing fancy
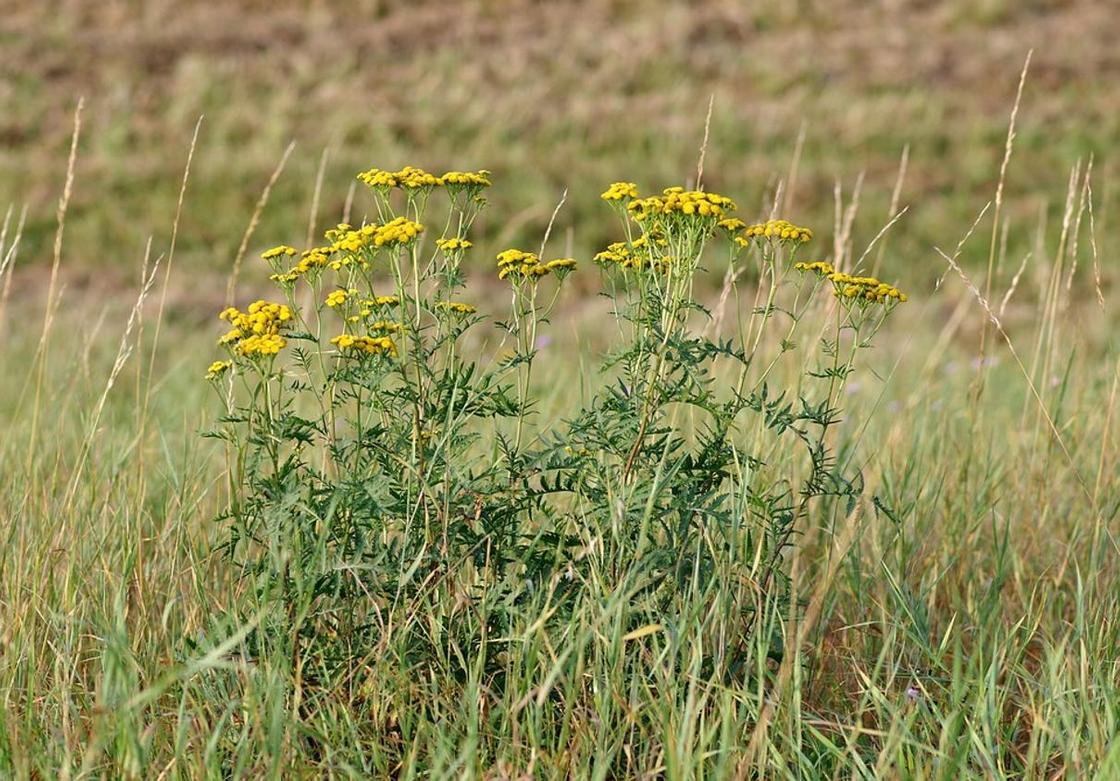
[1,110,1118,779]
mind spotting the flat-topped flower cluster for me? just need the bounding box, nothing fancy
[217,300,293,357]
[357,165,491,193]
[211,173,909,377]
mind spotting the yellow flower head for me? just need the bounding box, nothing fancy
[435,301,478,315]
[827,272,908,305]
[660,187,736,217]
[436,236,473,252]
[373,217,424,248]
[236,333,286,357]
[358,165,447,191]
[741,219,813,244]
[543,258,577,274]
[396,165,441,189]
[325,289,349,308]
[330,333,398,357]
[627,196,664,222]
[594,242,631,266]
[627,187,737,223]
[323,223,353,243]
[218,328,243,345]
[321,224,375,272]
[297,247,334,274]
[266,246,335,284]
[372,295,400,307]
[497,250,576,282]
[794,261,835,276]
[217,301,292,355]
[593,238,672,273]
[357,167,399,189]
[369,320,405,334]
[496,248,538,268]
[601,182,639,201]
[205,360,232,380]
[261,245,297,261]
[439,170,491,190]
[496,249,540,281]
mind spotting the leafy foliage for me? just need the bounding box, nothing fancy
[206,169,907,769]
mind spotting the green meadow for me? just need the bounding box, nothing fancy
[1,2,1118,777]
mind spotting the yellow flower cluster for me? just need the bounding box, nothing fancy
[263,244,307,283]
[330,333,398,357]
[325,289,352,308]
[300,246,335,271]
[372,294,400,307]
[218,300,293,356]
[398,165,442,189]
[496,248,536,277]
[794,261,835,276]
[205,360,231,380]
[717,217,746,232]
[372,217,424,247]
[739,219,813,244]
[828,272,908,304]
[369,320,405,334]
[496,249,577,280]
[323,219,423,256]
[544,258,577,272]
[236,333,286,356]
[435,301,478,315]
[594,241,642,269]
[593,235,672,273]
[268,219,425,282]
[356,168,400,189]
[628,187,737,221]
[322,223,353,243]
[436,236,473,251]
[440,170,491,189]
[268,234,342,283]
[326,223,376,253]
[601,181,639,201]
[358,165,440,190]
[357,166,491,191]
[261,245,297,261]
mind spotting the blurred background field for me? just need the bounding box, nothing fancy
[2,0,1119,300]
[2,0,1120,776]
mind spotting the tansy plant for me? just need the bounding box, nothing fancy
[205,166,907,692]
